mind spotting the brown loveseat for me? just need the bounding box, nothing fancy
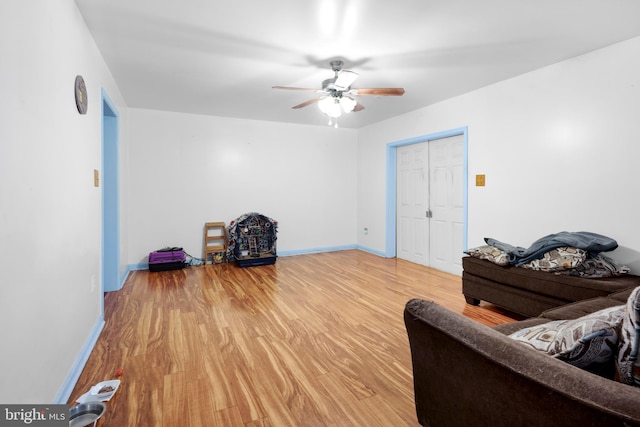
[462,256,640,317]
[404,287,640,427]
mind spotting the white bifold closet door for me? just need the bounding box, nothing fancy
[397,135,464,275]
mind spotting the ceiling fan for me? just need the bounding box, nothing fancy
[273,60,405,126]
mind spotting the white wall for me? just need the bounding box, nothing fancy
[358,36,640,272]
[0,1,127,403]
[127,109,358,264]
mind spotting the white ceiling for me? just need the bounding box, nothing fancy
[75,0,640,129]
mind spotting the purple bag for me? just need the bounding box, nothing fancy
[149,247,186,272]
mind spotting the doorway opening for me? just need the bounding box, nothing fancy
[102,89,120,297]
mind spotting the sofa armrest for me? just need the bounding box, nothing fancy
[404,299,640,427]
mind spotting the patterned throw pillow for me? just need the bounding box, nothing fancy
[615,286,640,386]
[520,247,587,272]
[509,320,565,352]
[465,245,509,266]
[509,305,625,370]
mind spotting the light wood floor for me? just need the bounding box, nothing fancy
[68,250,521,426]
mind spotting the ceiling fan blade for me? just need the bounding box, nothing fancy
[273,86,321,92]
[292,98,322,109]
[352,88,405,96]
[334,70,359,90]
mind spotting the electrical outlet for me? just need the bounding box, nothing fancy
[475,174,486,186]
[94,169,100,187]
[363,227,368,235]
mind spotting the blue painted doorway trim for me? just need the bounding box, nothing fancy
[385,127,469,258]
[102,89,120,294]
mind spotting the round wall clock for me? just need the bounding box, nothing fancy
[75,75,88,114]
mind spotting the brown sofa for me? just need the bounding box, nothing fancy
[404,287,640,427]
[462,256,640,317]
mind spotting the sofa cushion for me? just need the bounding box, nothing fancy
[609,287,636,304]
[492,318,550,336]
[540,297,625,320]
[509,305,624,371]
[615,286,640,387]
[520,247,587,272]
[465,245,509,266]
[558,253,631,278]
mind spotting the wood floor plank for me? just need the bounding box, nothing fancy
[360,393,413,427]
[162,372,188,427]
[229,363,268,424]
[68,250,520,426]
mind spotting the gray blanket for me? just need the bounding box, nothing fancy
[485,231,618,266]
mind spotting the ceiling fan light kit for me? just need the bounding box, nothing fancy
[273,60,405,126]
[318,96,342,118]
[317,94,356,118]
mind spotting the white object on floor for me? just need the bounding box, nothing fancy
[76,379,120,403]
